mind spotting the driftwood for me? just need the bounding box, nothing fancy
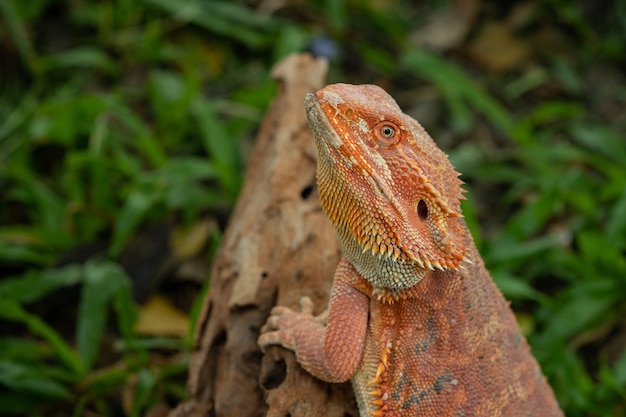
[170,54,358,417]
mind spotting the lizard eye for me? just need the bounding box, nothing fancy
[373,122,401,147]
[381,125,395,138]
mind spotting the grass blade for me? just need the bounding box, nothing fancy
[0,0,36,72]
[0,300,83,376]
[77,259,134,370]
[0,264,82,304]
[0,360,71,399]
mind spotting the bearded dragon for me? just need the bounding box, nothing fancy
[258,83,564,417]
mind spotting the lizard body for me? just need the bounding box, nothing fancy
[259,84,564,417]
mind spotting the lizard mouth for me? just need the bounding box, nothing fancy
[304,92,410,263]
[304,93,345,151]
[305,93,391,199]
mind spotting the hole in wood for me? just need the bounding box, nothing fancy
[300,184,314,199]
[260,357,287,390]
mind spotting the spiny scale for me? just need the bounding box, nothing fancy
[367,340,393,416]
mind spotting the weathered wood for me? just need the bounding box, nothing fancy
[170,54,358,417]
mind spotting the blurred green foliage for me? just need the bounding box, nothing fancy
[1,0,625,416]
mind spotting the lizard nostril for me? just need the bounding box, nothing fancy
[417,200,428,220]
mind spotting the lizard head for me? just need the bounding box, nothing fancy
[305,83,468,283]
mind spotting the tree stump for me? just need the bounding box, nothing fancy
[170,54,358,417]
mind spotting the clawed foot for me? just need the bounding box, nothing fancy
[258,296,325,352]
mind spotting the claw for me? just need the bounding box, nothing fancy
[299,296,314,314]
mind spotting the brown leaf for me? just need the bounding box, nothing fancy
[171,218,216,261]
[468,22,531,73]
[134,295,189,338]
[412,0,481,51]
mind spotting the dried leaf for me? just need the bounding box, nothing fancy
[134,295,189,338]
[171,218,216,260]
[468,22,530,73]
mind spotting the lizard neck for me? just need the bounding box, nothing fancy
[317,155,427,297]
[337,225,427,293]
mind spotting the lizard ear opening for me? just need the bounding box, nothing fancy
[417,200,428,220]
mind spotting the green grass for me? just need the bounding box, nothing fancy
[1,0,625,416]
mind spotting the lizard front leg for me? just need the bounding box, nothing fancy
[259,257,369,383]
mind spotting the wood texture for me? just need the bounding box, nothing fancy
[170,54,358,417]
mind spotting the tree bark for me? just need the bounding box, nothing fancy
[170,54,358,417]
